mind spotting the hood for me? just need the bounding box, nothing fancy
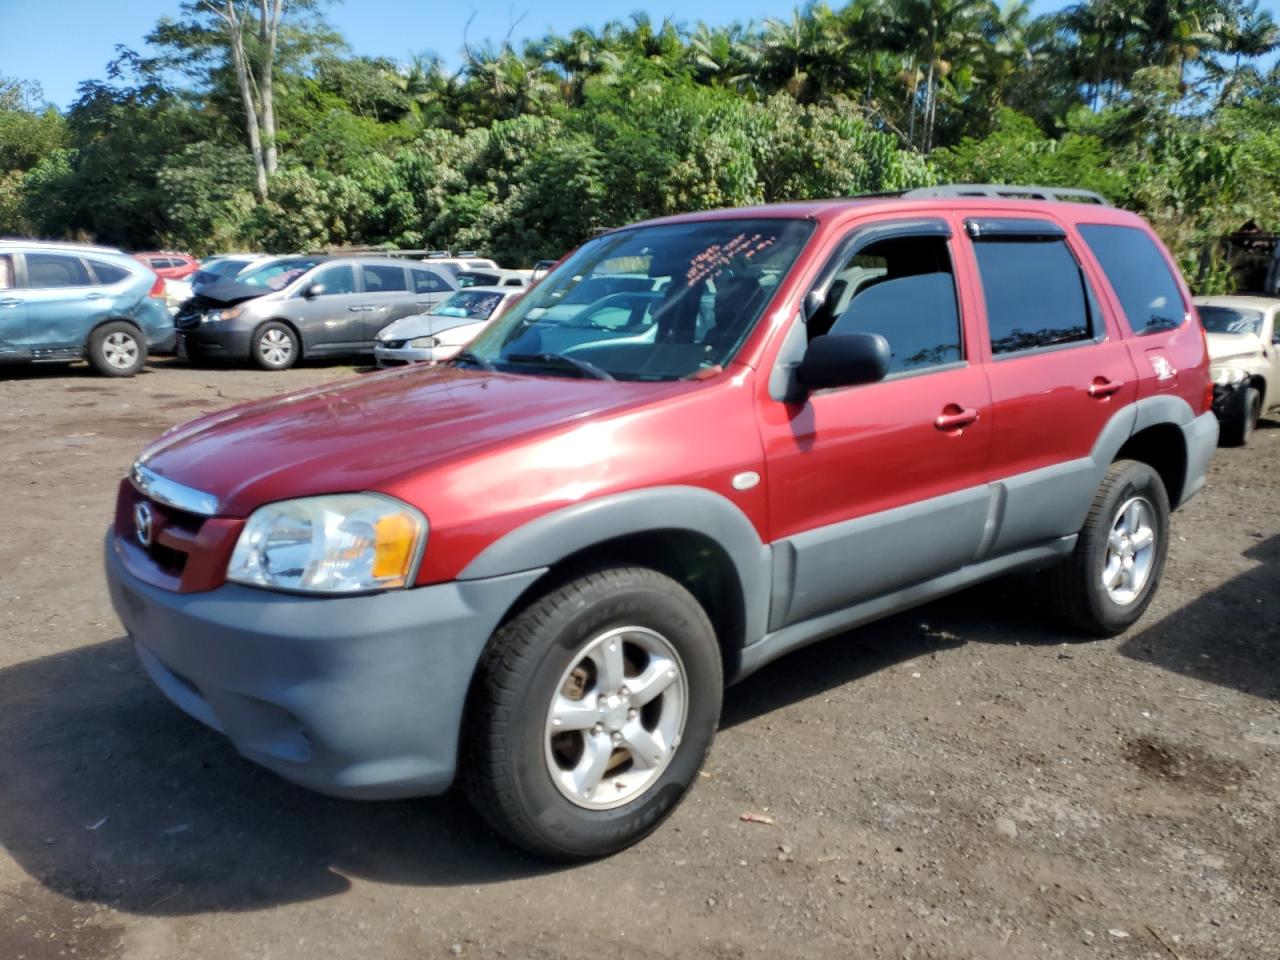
[377,312,477,340]
[137,365,687,516]
[1206,331,1264,363]
[187,276,282,305]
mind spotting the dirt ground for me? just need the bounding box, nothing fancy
[0,356,1277,960]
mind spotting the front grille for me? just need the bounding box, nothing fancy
[383,339,407,349]
[115,481,207,586]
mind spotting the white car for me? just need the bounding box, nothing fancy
[1195,295,1280,445]
[374,286,521,367]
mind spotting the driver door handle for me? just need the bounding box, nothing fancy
[1088,377,1124,398]
[935,405,979,431]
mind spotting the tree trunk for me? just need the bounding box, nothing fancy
[257,0,284,177]
[217,1,268,200]
[923,60,936,153]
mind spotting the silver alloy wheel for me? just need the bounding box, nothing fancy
[544,625,688,810]
[103,331,139,369]
[259,328,293,366]
[1102,495,1157,605]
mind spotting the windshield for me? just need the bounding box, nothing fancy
[432,290,509,320]
[1199,305,1265,336]
[462,218,814,381]
[241,257,326,291]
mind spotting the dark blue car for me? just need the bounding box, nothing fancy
[0,241,175,376]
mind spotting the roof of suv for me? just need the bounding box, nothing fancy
[0,239,123,254]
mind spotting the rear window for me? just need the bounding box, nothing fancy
[973,239,1092,355]
[1078,224,1185,335]
[1198,306,1264,336]
[26,253,91,288]
[361,264,407,292]
[88,260,131,285]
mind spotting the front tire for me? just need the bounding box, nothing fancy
[252,321,299,371]
[88,321,146,377]
[463,566,723,860]
[1046,459,1170,637]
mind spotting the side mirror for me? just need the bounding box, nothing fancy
[304,283,326,300]
[796,333,891,392]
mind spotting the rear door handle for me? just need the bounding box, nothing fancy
[1088,377,1124,398]
[935,405,979,431]
[348,305,373,312]
[0,298,20,308]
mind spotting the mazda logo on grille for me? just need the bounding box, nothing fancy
[134,501,153,548]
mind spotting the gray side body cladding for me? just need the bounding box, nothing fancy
[459,397,1216,686]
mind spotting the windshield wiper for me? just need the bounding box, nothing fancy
[504,352,615,381]
[452,349,496,371]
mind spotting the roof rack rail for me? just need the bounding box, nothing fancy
[903,184,1111,206]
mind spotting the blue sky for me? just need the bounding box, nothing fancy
[1,0,1274,109]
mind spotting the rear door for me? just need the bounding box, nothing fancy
[358,263,415,340]
[956,214,1139,555]
[0,252,30,358]
[22,251,114,350]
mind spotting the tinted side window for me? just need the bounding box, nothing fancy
[1078,224,1185,335]
[361,264,407,293]
[973,240,1091,355]
[823,235,962,374]
[312,265,356,295]
[26,253,91,288]
[88,260,131,285]
[411,269,448,294]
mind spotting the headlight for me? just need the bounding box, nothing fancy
[1210,365,1247,386]
[204,305,244,323]
[410,336,438,348]
[227,494,427,594]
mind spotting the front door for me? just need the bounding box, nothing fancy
[0,252,29,358]
[956,214,1141,555]
[292,263,367,353]
[759,222,993,629]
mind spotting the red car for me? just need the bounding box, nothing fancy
[132,251,199,280]
[105,185,1217,859]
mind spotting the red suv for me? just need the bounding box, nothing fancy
[132,251,199,280]
[105,186,1217,859]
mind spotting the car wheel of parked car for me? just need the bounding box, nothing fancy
[88,321,147,377]
[252,321,299,371]
[463,566,722,860]
[1221,386,1261,447]
[1046,459,1170,637]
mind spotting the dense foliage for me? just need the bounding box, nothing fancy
[1,0,1277,288]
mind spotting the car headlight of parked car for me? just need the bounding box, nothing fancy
[1210,365,1248,386]
[227,494,427,594]
[409,336,438,349]
[204,305,245,323]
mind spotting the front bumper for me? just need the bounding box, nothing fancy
[1211,381,1246,419]
[105,533,544,799]
[177,325,254,361]
[374,343,439,367]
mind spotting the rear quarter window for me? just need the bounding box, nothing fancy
[88,260,132,285]
[1078,224,1186,335]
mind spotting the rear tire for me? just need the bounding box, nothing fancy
[463,566,722,860]
[1220,386,1260,447]
[88,322,146,377]
[252,321,299,371]
[1045,459,1170,637]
